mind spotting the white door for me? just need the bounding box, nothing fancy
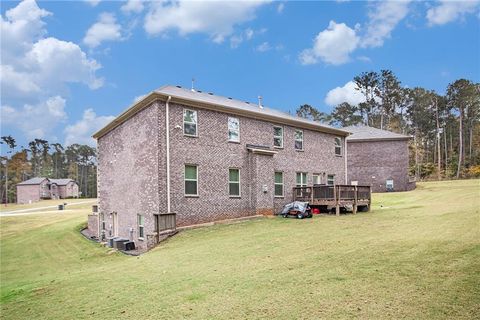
[112,212,118,237]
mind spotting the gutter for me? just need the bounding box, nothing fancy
[344,138,348,184]
[165,96,172,213]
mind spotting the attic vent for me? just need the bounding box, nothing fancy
[208,92,213,95]
[197,90,202,93]
[245,101,250,104]
[228,97,232,100]
[176,85,181,88]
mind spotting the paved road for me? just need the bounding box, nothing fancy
[0,200,97,216]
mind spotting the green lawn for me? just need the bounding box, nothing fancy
[1,180,479,319]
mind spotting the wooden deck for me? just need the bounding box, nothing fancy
[293,185,371,215]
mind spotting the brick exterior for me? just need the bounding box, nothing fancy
[347,140,414,192]
[95,100,346,250]
[16,179,79,204]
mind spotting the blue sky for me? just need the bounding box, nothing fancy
[1,0,479,150]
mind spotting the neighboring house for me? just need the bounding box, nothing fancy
[344,125,416,193]
[89,85,350,251]
[16,177,79,204]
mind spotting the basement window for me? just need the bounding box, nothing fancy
[229,168,241,197]
[296,172,307,187]
[228,117,240,142]
[185,165,198,196]
[183,109,198,136]
[274,172,284,197]
[138,214,144,240]
[327,175,335,186]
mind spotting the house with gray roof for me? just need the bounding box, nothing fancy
[16,177,79,204]
[344,125,416,192]
[88,85,351,251]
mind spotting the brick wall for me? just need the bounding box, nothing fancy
[347,139,412,192]
[95,100,346,250]
[16,185,41,204]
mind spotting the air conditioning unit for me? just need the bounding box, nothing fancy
[124,241,135,251]
[113,238,130,250]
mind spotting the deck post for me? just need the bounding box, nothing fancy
[367,186,372,211]
[335,185,340,216]
[353,186,357,215]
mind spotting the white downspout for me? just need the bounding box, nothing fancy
[166,96,172,213]
[344,137,348,184]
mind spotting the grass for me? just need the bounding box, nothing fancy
[1,180,479,319]
[0,198,96,212]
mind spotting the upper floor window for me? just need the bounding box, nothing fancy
[327,174,335,186]
[335,137,342,156]
[296,172,307,187]
[228,117,240,142]
[229,168,240,197]
[295,130,304,150]
[185,165,198,196]
[183,109,197,136]
[273,126,283,148]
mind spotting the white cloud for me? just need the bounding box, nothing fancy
[324,81,366,106]
[256,41,271,52]
[144,1,269,43]
[229,28,263,48]
[361,1,411,48]
[85,0,101,7]
[121,0,145,14]
[426,0,480,26]
[299,21,359,65]
[277,3,285,13]
[64,109,115,146]
[1,96,67,139]
[83,12,123,48]
[0,0,104,142]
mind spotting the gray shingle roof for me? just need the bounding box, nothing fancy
[50,179,76,186]
[17,177,48,185]
[93,85,350,139]
[343,125,412,142]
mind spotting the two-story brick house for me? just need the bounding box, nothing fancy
[89,85,350,250]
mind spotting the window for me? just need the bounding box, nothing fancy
[296,172,307,187]
[335,137,342,156]
[184,165,198,196]
[228,117,240,142]
[313,174,321,185]
[183,109,198,136]
[386,179,394,190]
[138,214,144,239]
[273,126,283,148]
[295,130,304,150]
[274,172,284,197]
[229,168,240,197]
[99,212,105,230]
[327,175,335,186]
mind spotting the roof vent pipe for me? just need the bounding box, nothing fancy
[191,78,195,92]
[258,96,263,109]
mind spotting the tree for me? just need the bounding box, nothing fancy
[1,136,16,204]
[330,102,363,127]
[296,104,331,123]
[377,70,402,130]
[354,71,379,126]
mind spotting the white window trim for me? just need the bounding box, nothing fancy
[273,126,284,149]
[274,171,284,198]
[296,172,307,187]
[295,129,304,151]
[229,168,241,197]
[138,214,144,240]
[184,164,199,197]
[313,173,321,185]
[327,174,335,186]
[335,137,342,156]
[183,108,198,137]
[228,117,240,143]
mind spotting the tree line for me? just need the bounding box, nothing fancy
[296,70,480,180]
[0,137,97,203]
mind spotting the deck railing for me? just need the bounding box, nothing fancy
[293,184,371,215]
